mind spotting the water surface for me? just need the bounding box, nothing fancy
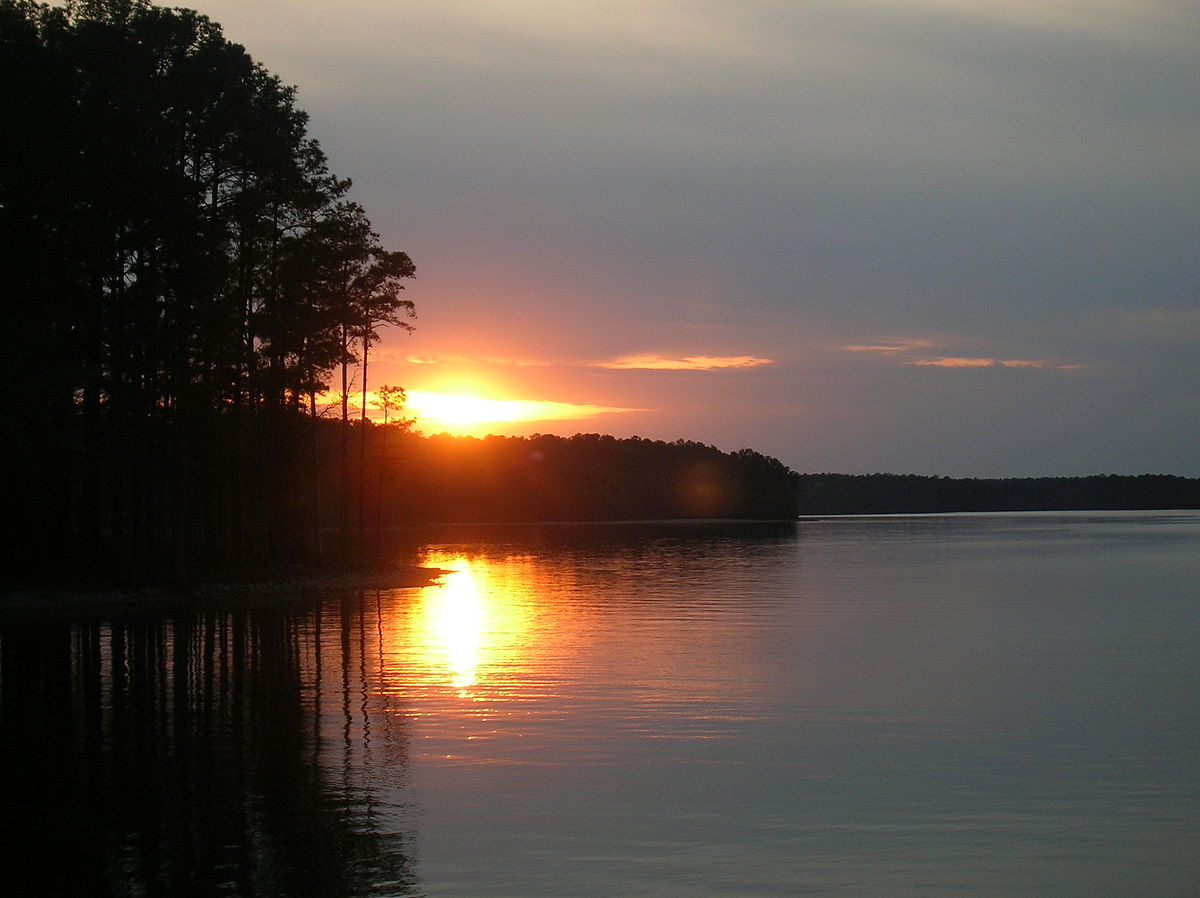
[2,513,1198,895]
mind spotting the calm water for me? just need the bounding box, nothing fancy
[2,513,1198,896]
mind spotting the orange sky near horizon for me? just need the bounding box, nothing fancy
[341,345,775,438]
[323,383,641,438]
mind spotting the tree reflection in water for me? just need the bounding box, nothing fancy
[0,594,418,896]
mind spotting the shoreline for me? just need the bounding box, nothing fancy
[0,564,445,619]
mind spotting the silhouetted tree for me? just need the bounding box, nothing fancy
[0,0,415,582]
[371,385,410,559]
[355,250,415,541]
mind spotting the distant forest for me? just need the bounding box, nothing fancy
[362,436,1200,524]
[795,473,1200,516]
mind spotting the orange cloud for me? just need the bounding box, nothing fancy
[597,354,773,370]
[912,357,1081,370]
[839,338,934,353]
[401,353,549,367]
[401,353,471,365]
[915,357,1008,367]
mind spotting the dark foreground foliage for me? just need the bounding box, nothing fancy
[1,1,413,584]
[796,473,1200,515]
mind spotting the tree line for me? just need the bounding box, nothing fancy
[376,433,803,525]
[1,0,414,583]
[795,473,1200,515]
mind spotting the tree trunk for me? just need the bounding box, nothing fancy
[340,322,350,562]
[309,389,323,564]
[358,323,369,547]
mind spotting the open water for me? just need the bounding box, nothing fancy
[2,512,1198,896]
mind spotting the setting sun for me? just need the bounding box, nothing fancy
[408,391,545,427]
[404,389,638,436]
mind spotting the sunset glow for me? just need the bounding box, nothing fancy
[423,558,487,691]
[407,553,538,697]
[405,390,637,435]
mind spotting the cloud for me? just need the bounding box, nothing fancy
[915,357,1030,368]
[597,354,774,371]
[839,338,935,353]
[401,353,552,367]
[841,336,1084,370]
[912,357,1083,370]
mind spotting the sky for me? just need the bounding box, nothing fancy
[191,0,1197,477]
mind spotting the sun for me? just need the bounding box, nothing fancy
[406,391,538,428]
[402,389,639,436]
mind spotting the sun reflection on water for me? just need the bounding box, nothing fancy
[413,553,537,698]
[425,558,486,692]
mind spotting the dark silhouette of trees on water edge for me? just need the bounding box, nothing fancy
[2,0,415,584]
[0,0,800,586]
[794,473,1200,516]
[3,2,1195,588]
[380,433,803,525]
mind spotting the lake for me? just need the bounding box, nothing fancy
[2,512,1198,896]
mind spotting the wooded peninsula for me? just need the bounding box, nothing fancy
[3,2,1195,589]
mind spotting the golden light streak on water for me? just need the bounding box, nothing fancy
[424,558,486,692]
[408,553,543,699]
